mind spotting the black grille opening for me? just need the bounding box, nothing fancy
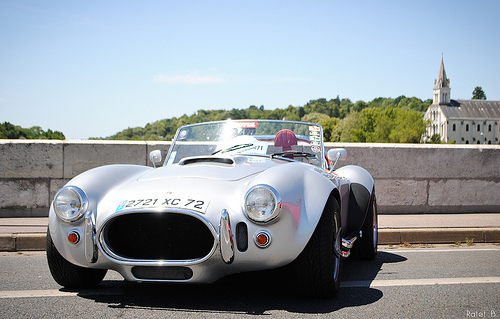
[236,222,248,252]
[104,213,214,260]
[132,266,193,280]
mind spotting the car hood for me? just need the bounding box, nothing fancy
[138,155,278,182]
[95,155,283,222]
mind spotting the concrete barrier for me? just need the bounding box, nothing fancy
[0,140,498,216]
[329,143,500,214]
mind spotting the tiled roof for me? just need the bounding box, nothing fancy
[439,99,500,120]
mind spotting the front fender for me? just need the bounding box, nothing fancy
[246,162,336,261]
[48,164,151,267]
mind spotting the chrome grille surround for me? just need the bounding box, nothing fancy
[99,209,218,264]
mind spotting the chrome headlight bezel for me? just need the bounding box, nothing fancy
[53,186,88,222]
[244,185,281,223]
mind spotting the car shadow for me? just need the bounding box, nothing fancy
[69,251,407,315]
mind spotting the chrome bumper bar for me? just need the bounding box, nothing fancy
[335,229,362,258]
[219,209,234,264]
[84,211,98,263]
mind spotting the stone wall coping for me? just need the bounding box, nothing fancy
[325,142,500,150]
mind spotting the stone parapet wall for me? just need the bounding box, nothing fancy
[0,140,171,217]
[328,143,499,214]
[1,140,498,216]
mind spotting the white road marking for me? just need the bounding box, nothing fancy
[1,277,500,298]
[341,277,500,288]
[0,288,125,299]
[0,289,78,298]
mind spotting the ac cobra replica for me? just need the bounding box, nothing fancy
[47,119,377,298]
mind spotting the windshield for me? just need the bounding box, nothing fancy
[164,120,325,168]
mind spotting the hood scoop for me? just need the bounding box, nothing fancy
[137,155,273,182]
[178,156,235,166]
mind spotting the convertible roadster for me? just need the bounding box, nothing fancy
[47,119,377,298]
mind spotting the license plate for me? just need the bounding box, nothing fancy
[116,197,209,214]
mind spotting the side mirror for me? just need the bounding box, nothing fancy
[327,148,347,161]
[327,148,347,171]
[149,150,162,168]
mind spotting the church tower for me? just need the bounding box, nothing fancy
[433,58,451,105]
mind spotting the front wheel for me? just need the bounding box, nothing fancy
[293,196,342,298]
[46,228,107,288]
[350,191,378,260]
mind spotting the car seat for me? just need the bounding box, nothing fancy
[274,129,297,151]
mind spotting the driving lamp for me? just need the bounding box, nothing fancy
[244,185,281,223]
[53,187,88,222]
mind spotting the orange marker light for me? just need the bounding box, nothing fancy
[257,234,268,246]
[68,232,80,244]
[255,231,271,248]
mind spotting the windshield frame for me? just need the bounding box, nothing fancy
[163,119,326,168]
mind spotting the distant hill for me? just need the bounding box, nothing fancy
[99,96,432,143]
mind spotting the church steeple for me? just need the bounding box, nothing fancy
[433,58,451,105]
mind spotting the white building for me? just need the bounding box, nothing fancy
[424,59,500,144]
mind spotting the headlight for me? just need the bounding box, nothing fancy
[244,185,281,223]
[53,186,88,222]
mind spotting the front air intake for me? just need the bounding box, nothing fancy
[102,212,215,261]
[132,266,193,280]
[236,222,248,252]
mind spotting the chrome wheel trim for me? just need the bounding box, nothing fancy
[372,199,378,249]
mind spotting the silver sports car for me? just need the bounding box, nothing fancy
[47,120,377,298]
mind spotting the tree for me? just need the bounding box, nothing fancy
[0,122,25,139]
[338,112,364,142]
[318,117,339,142]
[388,108,427,143]
[351,100,368,112]
[0,122,65,140]
[472,86,487,100]
[334,107,426,143]
[301,112,330,124]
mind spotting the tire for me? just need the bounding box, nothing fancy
[293,196,342,298]
[46,228,107,288]
[350,190,378,260]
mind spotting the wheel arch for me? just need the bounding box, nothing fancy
[335,165,375,237]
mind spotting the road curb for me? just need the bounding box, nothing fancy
[1,228,500,252]
[379,228,500,245]
[0,233,46,252]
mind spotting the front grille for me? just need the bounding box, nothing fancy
[132,266,193,280]
[102,212,215,261]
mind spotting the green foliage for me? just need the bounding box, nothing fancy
[317,117,340,142]
[301,112,330,124]
[104,96,431,143]
[427,134,456,144]
[429,134,443,144]
[472,86,487,100]
[2,94,431,143]
[332,107,427,143]
[0,122,65,140]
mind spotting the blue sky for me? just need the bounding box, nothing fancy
[1,1,499,139]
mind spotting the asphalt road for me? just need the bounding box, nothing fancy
[1,244,499,318]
